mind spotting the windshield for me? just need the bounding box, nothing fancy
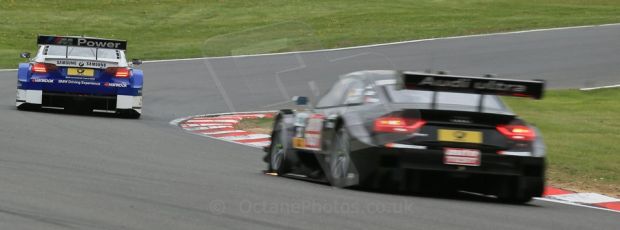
[44,45,120,60]
[384,85,510,113]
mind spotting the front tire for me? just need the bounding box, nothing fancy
[268,120,292,175]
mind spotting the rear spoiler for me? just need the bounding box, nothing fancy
[398,71,545,99]
[37,35,127,50]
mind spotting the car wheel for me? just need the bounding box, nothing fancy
[326,128,357,188]
[499,193,533,204]
[498,177,534,204]
[118,110,141,119]
[17,103,40,111]
[268,120,291,175]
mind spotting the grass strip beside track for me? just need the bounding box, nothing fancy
[237,89,620,197]
[505,88,620,197]
[2,0,620,68]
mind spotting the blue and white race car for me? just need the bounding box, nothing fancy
[16,35,143,118]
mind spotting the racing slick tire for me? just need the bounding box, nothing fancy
[268,119,293,175]
[118,109,141,119]
[325,127,359,188]
[497,176,542,204]
[16,103,41,111]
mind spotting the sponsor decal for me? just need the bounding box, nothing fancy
[304,114,324,149]
[402,73,545,99]
[450,116,472,124]
[38,35,127,50]
[104,82,128,88]
[444,148,481,166]
[56,60,77,65]
[77,38,124,49]
[292,137,306,148]
[40,36,75,46]
[31,78,54,83]
[417,77,527,92]
[57,79,101,86]
[55,60,108,68]
[84,61,106,68]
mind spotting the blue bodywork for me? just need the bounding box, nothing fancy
[17,63,143,97]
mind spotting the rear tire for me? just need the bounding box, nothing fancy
[497,177,535,204]
[499,194,533,204]
[17,103,40,111]
[118,110,141,119]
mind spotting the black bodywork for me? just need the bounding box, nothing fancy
[265,70,546,203]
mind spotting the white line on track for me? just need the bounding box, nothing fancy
[142,22,620,63]
[535,197,620,214]
[580,84,620,91]
[548,193,620,204]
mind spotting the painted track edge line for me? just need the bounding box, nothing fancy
[171,111,276,149]
[535,197,620,214]
[169,110,277,126]
[143,22,620,63]
[580,84,620,91]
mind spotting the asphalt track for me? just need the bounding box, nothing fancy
[1,24,619,229]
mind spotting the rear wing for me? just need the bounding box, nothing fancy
[37,35,127,50]
[398,71,545,99]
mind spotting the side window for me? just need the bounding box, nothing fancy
[316,77,375,108]
[316,78,353,108]
[316,79,350,108]
[341,80,365,105]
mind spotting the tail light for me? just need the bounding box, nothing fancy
[374,116,426,133]
[31,63,57,73]
[106,67,131,78]
[496,125,535,141]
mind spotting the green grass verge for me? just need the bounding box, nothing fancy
[238,89,620,196]
[3,0,620,68]
[504,88,620,196]
[234,117,274,135]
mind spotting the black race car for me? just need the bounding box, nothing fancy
[264,70,546,203]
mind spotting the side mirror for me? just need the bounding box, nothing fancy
[20,52,31,59]
[131,59,143,65]
[292,96,308,106]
